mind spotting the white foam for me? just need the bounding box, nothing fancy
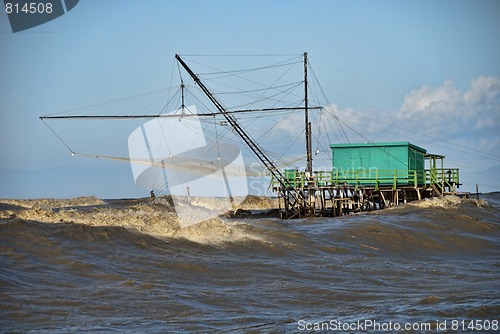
[408,195,490,209]
[0,197,269,245]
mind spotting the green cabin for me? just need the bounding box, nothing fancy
[330,142,427,186]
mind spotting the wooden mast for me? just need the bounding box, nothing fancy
[304,52,313,175]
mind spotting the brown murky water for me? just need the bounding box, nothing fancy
[1,194,499,332]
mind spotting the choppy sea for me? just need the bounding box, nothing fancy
[1,193,499,333]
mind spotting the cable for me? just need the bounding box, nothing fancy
[40,119,75,155]
[312,55,405,102]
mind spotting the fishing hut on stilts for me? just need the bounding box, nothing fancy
[176,53,464,219]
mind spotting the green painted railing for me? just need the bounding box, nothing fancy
[426,168,460,188]
[270,168,459,191]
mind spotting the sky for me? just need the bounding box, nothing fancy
[1,0,499,199]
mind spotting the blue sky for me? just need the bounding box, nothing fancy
[1,0,499,198]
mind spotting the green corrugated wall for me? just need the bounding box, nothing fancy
[330,142,426,185]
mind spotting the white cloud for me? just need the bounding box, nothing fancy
[400,79,461,116]
[463,75,500,105]
[397,76,500,136]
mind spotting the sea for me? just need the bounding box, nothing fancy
[1,193,499,333]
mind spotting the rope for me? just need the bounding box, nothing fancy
[40,119,76,155]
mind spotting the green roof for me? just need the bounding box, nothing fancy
[330,141,426,153]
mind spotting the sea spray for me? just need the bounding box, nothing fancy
[0,196,275,245]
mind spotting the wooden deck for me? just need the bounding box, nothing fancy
[271,169,466,219]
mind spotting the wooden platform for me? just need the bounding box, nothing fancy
[272,169,465,219]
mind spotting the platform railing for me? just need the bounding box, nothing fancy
[271,169,423,191]
[322,169,421,190]
[425,168,460,189]
[271,168,460,192]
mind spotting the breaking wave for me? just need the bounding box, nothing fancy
[1,194,498,255]
[1,193,499,332]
